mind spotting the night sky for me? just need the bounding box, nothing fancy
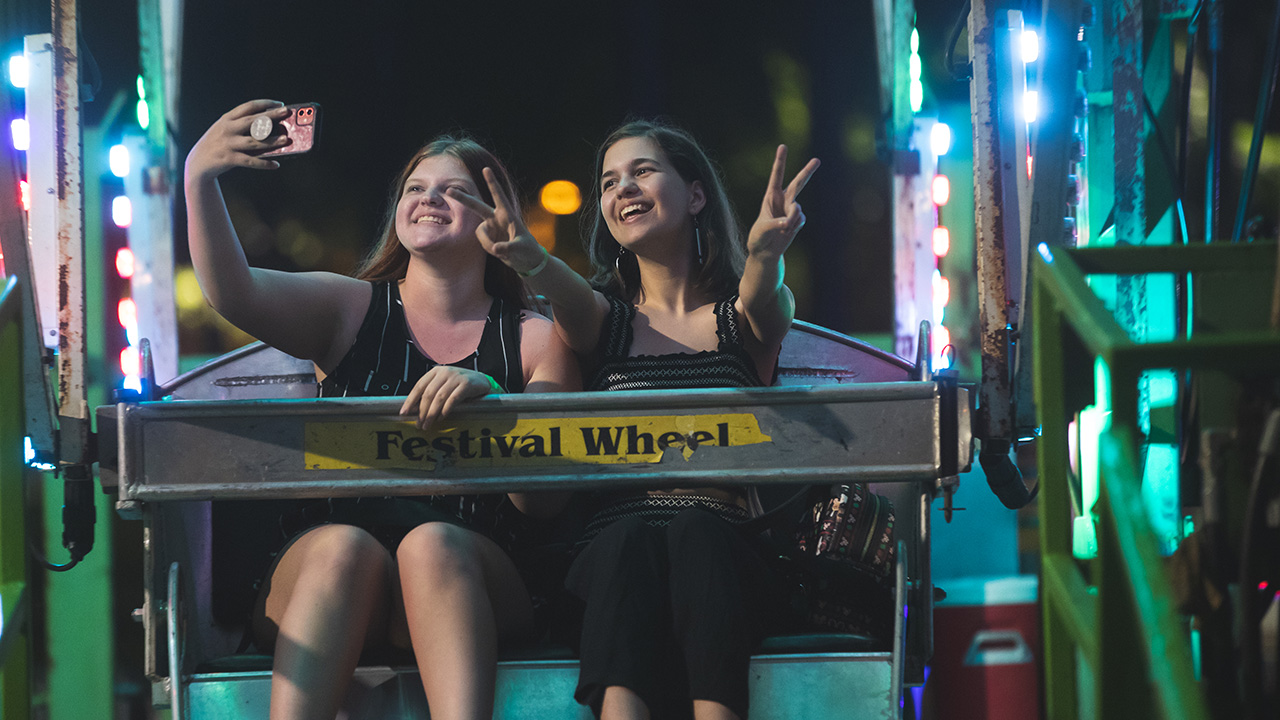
[62,0,901,354]
[8,0,1280,356]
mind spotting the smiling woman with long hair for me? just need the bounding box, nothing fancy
[451,118,818,720]
[184,99,579,720]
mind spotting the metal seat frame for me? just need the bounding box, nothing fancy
[97,321,970,719]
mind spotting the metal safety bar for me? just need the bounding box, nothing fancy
[1031,242,1280,719]
[98,382,971,503]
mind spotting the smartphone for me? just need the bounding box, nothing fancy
[259,102,322,157]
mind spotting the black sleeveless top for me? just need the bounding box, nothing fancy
[586,294,768,391]
[308,280,527,546]
[321,281,525,397]
[576,294,770,543]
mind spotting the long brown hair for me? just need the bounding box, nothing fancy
[355,135,526,307]
[583,120,744,303]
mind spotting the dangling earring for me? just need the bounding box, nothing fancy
[694,215,706,266]
[615,246,628,273]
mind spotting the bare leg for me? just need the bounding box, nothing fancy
[253,524,392,720]
[692,700,741,720]
[601,686,651,720]
[396,522,534,720]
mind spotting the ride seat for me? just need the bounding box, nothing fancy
[147,320,923,719]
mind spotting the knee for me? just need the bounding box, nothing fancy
[396,522,482,583]
[298,524,389,586]
[590,516,663,564]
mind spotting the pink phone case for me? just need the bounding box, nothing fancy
[260,103,322,157]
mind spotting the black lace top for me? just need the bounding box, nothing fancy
[586,294,768,392]
[575,294,771,541]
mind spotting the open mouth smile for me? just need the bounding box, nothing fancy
[619,203,652,222]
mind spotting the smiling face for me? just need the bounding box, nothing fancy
[394,153,485,255]
[599,136,705,255]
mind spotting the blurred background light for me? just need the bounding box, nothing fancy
[1021,30,1040,64]
[11,118,30,151]
[8,54,28,88]
[115,247,135,278]
[539,180,582,215]
[112,196,133,228]
[930,122,952,156]
[109,144,130,178]
[931,174,951,206]
[932,226,950,257]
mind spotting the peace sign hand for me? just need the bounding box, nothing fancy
[447,168,548,276]
[747,145,820,259]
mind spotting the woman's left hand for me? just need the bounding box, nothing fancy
[449,168,548,277]
[398,366,498,431]
[747,145,820,259]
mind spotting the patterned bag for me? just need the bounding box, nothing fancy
[790,483,897,638]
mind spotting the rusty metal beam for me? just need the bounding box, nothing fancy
[1103,0,1153,470]
[1106,0,1147,252]
[53,0,89,464]
[969,0,1013,441]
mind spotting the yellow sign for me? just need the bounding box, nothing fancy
[303,413,772,471]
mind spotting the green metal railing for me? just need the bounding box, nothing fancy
[0,275,30,719]
[1032,242,1280,719]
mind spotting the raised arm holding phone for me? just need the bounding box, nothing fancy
[184,99,579,720]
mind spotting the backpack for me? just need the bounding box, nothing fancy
[788,483,897,638]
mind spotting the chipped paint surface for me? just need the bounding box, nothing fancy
[1106,0,1150,441]
[969,0,1012,440]
[54,0,89,458]
[1108,0,1146,252]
